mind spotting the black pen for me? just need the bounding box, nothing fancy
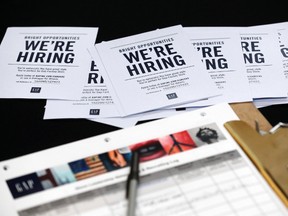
[126,151,139,216]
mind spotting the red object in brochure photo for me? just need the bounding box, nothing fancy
[129,139,167,163]
[129,131,197,163]
[159,131,196,155]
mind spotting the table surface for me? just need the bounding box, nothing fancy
[1,0,288,161]
[231,103,272,131]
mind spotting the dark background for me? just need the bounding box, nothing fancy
[1,0,288,161]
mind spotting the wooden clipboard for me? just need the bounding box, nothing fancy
[224,119,288,207]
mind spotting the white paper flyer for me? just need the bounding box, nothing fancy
[173,28,252,108]
[89,107,197,128]
[0,27,98,99]
[179,26,287,100]
[251,22,288,107]
[95,25,220,117]
[239,28,287,99]
[44,46,122,119]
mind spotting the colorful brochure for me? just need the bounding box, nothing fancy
[0,103,287,215]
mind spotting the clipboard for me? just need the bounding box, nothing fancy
[224,120,288,207]
[0,103,287,215]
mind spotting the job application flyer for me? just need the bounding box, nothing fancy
[95,25,220,117]
[0,27,98,99]
[238,28,287,99]
[44,46,122,119]
[175,28,252,108]
[180,26,288,100]
[251,22,288,107]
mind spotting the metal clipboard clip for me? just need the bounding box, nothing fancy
[255,121,288,135]
[224,120,288,207]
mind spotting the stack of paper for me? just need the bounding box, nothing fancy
[0,22,288,128]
